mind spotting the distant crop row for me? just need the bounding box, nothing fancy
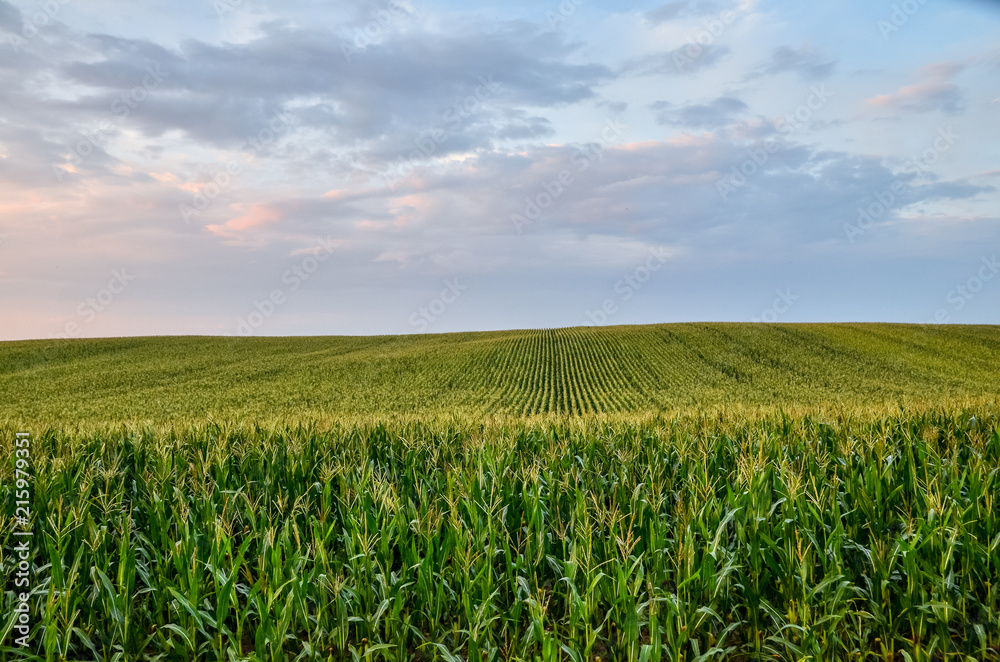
[482,328,655,415]
[1,324,999,424]
[2,411,998,660]
[476,325,1000,417]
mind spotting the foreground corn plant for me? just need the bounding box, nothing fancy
[1,411,999,661]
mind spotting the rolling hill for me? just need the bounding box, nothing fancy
[2,322,998,425]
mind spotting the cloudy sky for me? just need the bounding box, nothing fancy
[1,0,998,339]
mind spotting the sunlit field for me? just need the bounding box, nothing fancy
[2,324,999,660]
[2,323,1000,425]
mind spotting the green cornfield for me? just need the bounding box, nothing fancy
[2,324,1000,660]
[3,324,1000,424]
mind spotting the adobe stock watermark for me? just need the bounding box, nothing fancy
[9,432,34,648]
[583,247,670,325]
[52,64,169,182]
[511,117,627,234]
[235,236,338,336]
[545,0,584,30]
[922,256,999,324]
[179,110,292,223]
[716,85,833,201]
[751,289,799,322]
[11,266,136,371]
[380,75,501,189]
[341,3,408,62]
[5,0,71,54]
[408,278,467,332]
[51,268,135,339]
[878,0,931,41]
[843,126,958,243]
[673,0,754,73]
[212,0,263,16]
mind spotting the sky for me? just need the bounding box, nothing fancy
[1,0,998,340]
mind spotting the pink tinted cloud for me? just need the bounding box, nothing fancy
[866,62,964,114]
[206,204,283,240]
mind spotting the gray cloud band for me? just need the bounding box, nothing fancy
[179,111,293,224]
[51,64,169,183]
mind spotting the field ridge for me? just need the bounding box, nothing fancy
[1,322,998,424]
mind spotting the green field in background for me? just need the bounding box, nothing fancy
[1,323,999,426]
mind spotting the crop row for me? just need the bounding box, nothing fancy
[2,325,1000,424]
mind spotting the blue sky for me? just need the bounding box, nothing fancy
[1,0,998,339]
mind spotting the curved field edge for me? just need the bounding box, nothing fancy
[1,322,999,426]
[0,411,998,660]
